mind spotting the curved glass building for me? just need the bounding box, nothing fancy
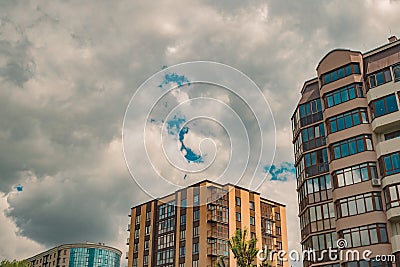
[26,243,121,267]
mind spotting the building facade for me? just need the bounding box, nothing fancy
[126,180,288,267]
[26,243,121,267]
[292,37,400,267]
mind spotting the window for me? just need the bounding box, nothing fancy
[265,220,273,235]
[179,263,185,267]
[275,212,281,221]
[298,174,331,211]
[302,231,337,251]
[370,94,398,119]
[303,148,329,176]
[179,246,186,257]
[192,260,199,267]
[299,99,323,127]
[339,224,388,248]
[327,109,368,133]
[249,201,255,210]
[234,212,241,222]
[146,211,151,221]
[324,83,364,108]
[193,226,199,237]
[145,225,150,235]
[385,130,400,140]
[134,243,138,253]
[156,248,174,265]
[250,216,255,225]
[393,64,400,82]
[193,210,200,221]
[158,218,175,234]
[193,243,199,254]
[276,226,282,235]
[157,233,175,249]
[135,214,140,224]
[132,258,138,267]
[276,241,283,250]
[322,63,360,85]
[379,151,400,177]
[180,229,186,240]
[181,198,187,207]
[301,123,326,151]
[159,201,176,219]
[368,68,392,89]
[235,197,241,206]
[300,202,335,237]
[144,240,149,250]
[180,214,186,225]
[193,194,199,206]
[335,192,382,218]
[333,162,377,188]
[384,183,400,210]
[330,135,373,160]
[134,229,140,239]
[143,255,148,265]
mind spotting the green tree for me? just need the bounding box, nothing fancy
[218,228,272,267]
[0,260,30,267]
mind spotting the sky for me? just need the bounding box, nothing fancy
[1,0,400,266]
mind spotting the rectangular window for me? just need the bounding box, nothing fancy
[132,258,138,267]
[134,229,140,239]
[303,148,329,176]
[384,183,400,210]
[145,225,151,235]
[135,214,140,224]
[180,229,186,240]
[322,63,360,85]
[330,135,373,160]
[250,216,255,225]
[193,210,200,221]
[299,99,323,127]
[156,248,174,265]
[370,94,399,119]
[368,68,392,89]
[158,218,175,234]
[158,201,176,219]
[236,212,241,222]
[157,233,175,249]
[393,64,400,82]
[275,212,281,221]
[333,162,377,188]
[301,123,326,151]
[180,214,186,225]
[249,201,255,210]
[339,224,388,248]
[144,240,149,250]
[181,198,187,207]
[236,197,241,206]
[146,211,151,221]
[379,151,400,177]
[143,255,148,266]
[193,243,199,254]
[193,226,199,237]
[179,246,186,257]
[327,109,368,133]
[335,192,383,218]
[193,194,199,206]
[324,83,364,108]
[385,130,400,140]
[192,260,199,267]
[276,226,282,235]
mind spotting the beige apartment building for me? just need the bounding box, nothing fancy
[126,180,288,267]
[292,36,400,267]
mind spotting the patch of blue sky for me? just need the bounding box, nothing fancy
[179,126,204,163]
[264,162,295,181]
[158,72,190,88]
[15,184,23,192]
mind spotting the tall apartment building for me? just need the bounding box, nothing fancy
[26,242,121,267]
[126,180,288,267]
[291,36,400,267]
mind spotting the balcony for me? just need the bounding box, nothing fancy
[207,227,229,240]
[207,247,229,257]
